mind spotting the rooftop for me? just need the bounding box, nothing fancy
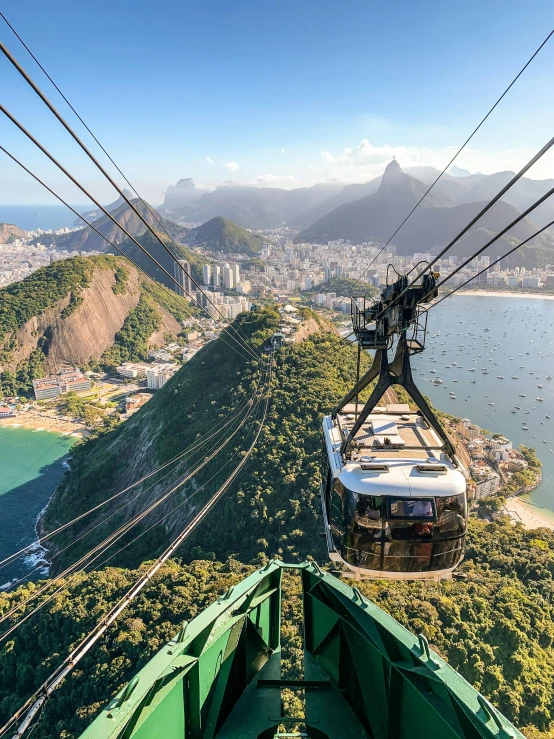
[324,404,466,498]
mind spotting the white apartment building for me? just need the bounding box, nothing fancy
[223,264,234,289]
[146,363,179,390]
[203,264,212,285]
[473,472,500,499]
[32,368,91,400]
[213,264,222,287]
[116,362,149,380]
[232,263,240,285]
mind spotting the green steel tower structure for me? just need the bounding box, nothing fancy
[79,562,523,739]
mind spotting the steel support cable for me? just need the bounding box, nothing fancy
[2,354,273,739]
[0,127,257,364]
[0,146,254,368]
[0,367,265,588]
[427,216,554,311]
[0,12,176,239]
[0,142,254,359]
[0,370,267,633]
[59,386,268,588]
[0,42,260,362]
[431,186,554,291]
[0,137,258,368]
[336,28,554,301]
[0,341,262,573]
[369,135,554,324]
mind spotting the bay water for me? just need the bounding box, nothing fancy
[416,294,554,515]
[0,427,74,588]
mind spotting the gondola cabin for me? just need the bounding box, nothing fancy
[321,403,467,580]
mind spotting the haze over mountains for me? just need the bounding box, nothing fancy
[159,162,554,243]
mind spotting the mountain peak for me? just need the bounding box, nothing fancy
[378,158,404,192]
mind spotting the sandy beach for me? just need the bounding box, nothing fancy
[456,289,554,300]
[0,410,87,437]
[502,496,554,531]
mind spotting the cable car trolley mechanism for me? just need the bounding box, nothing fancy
[321,271,469,580]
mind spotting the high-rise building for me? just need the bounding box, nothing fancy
[335,265,343,278]
[223,264,234,289]
[324,266,332,282]
[173,259,192,296]
[213,264,221,287]
[232,263,240,285]
[203,264,212,286]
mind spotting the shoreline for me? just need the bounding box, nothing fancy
[0,411,87,437]
[501,495,554,531]
[454,289,554,300]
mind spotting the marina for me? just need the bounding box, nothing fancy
[414,294,554,515]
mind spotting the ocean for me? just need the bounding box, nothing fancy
[0,204,92,232]
[416,294,554,515]
[0,427,74,588]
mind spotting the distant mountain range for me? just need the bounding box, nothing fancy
[35,201,268,287]
[297,161,554,267]
[161,178,202,211]
[156,165,554,242]
[163,181,345,229]
[72,189,134,226]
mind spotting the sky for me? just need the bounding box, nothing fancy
[1,0,554,205]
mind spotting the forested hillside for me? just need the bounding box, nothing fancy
[2,307,554,738]
[0,255,195,397]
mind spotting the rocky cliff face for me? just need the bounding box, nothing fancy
[0,223,27,244]
[0,262,181,374]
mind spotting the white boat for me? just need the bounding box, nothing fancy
[511,376,519,379]
[497,376,504,379]
[488,402,494,406]
[430,369,437,374]
[538,384,543,389]
[537,397,544,401]
[433,378,443,385]
[547,375,552,380]
[519,394,526,398]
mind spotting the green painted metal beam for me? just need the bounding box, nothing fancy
[78,561,524,739]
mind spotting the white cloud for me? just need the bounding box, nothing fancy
[225,161,239,172]
[206,156,214,165]
[281,148,286,153]
[321,139,554,182]
[320,138,554,181]
[252,173,297,187]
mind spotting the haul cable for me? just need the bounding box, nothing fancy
[0,368,267,635]
[0,128,257,364]
[338,28,554,299]
[0,41,259,361]
[1,354,272,739]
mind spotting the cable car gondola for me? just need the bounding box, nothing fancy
[321,272,468,580]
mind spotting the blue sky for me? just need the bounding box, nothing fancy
[1,0,554,204]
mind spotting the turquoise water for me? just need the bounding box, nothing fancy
[415,295,554,513]
[0,427,74,588]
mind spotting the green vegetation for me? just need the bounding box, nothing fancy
[0,254,194,395]
[61,291,84,319]
[112,265,129,295]
[4,521,554,737]
[59,391,107,428]
[0,257,95,346]
[140,278,194,323]
[101,296,161,369]
[188,216,267,255]
[305,277,379,299]
[4,308,554,737]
